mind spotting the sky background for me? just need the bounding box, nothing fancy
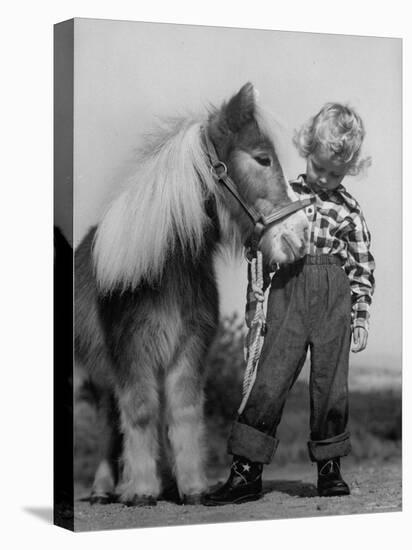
[59,18,402,381]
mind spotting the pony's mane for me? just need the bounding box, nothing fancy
[93,117,240,292]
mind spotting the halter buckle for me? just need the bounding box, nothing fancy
[210,161,228,180]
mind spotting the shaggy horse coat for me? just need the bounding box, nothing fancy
[75,83,309,506]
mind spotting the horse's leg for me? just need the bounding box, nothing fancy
[158,410,180,502]
[165,336,208,503]
[90,390,122,504]
[116,366,161,506]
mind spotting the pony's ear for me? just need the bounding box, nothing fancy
[207,82,257,151]
[224,82,256,132]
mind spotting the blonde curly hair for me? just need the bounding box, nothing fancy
[293,103,371,176]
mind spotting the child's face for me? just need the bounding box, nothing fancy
[306,148,350,192]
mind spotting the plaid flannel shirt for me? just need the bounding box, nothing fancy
[246,175,375,332]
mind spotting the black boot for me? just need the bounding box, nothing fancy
[202,456,263,506]
[317,458,350,497]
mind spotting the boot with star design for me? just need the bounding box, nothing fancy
[317,458,350,497]
[202,455,263,506]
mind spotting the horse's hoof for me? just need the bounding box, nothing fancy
[89,492,115,505]
[123,495,157,507]
[181,493,203,505]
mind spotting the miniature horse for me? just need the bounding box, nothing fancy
[75,83,309,506]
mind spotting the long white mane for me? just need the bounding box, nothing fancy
[93,117,239,292]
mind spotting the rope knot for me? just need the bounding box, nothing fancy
[251,286,265,302]
[239,249,268,415]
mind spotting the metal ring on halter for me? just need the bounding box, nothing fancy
[210,161,228,180]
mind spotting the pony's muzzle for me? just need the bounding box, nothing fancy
[259,210,310,266]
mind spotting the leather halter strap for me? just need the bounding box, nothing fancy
[202,127,314,250]
[203,129,262,225]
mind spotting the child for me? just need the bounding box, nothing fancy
[203,103,375,505]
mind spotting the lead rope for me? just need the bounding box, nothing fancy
[238,251,275,415]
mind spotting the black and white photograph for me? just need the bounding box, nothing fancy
[3,2,409,547]
[53,17,402,532]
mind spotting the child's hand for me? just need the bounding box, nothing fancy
[351,327,368,352]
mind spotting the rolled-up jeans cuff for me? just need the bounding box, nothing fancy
[228,421,279,464]
[307,431,351,462]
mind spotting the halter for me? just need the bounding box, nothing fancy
[203,127,314,254]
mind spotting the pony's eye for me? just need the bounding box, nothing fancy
[254,155,272,167]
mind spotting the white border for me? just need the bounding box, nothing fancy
[1,1,409,548]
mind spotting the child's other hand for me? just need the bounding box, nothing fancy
[351,327,368,352]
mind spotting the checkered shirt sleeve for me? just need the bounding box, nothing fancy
[343,213,375,330]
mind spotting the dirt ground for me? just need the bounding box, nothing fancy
[73,458,401,532]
